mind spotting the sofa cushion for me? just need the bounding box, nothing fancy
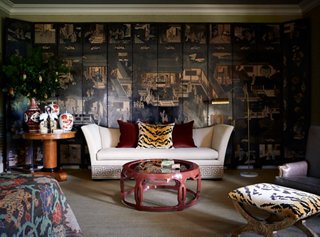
[172,121,196,148]
[116,120,138,148]
[137,122,174,148]
[97,147,218,160]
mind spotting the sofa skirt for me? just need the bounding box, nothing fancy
[90,164,224,179]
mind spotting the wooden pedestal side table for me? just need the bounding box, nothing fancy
[120,159,201,211]
[22,131,76,182]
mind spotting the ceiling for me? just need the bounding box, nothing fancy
[8,0,305,4]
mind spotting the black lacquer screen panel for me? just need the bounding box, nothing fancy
[2,19,309,169]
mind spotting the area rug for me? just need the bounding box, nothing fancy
[60,169,320,237]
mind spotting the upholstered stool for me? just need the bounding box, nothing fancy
[228,183,320,237]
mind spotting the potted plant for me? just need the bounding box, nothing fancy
[1,47,69,132]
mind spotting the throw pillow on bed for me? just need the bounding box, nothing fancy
[116,120,139,148]
[137,122,174,148]
[172,121,196,148]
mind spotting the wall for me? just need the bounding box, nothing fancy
[0,5,314,171]
[0,12,4,59]
[3,19,311,170]
[0,9,8,173]
[305,6,320,125]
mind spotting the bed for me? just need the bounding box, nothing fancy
[0,173,83,236]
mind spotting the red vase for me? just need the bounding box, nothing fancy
[24,98,41,133]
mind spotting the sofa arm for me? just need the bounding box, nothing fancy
[211,124,234,162]
[81,124,102,166]
[278,161,308,177]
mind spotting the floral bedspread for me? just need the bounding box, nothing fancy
[0,173,83,237]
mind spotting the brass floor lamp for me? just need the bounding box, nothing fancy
[240,85,258,178]
[211,85,258,178]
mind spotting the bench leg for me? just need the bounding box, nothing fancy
[294,219,319,237]
[231,201,298,237]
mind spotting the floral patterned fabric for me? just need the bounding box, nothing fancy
[0,173,83,237]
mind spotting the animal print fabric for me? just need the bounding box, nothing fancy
[137,122,174,148]
[0,173,83,236]
[228,183,320,220]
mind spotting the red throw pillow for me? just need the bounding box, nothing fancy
[172,121,196,148]
[116,120,139,148]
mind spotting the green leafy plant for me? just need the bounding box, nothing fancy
[1,47,69,102]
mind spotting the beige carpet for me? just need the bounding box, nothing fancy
[60,169,320,237]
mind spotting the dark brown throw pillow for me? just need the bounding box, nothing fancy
[116,120,139,148]
[172,121,196,148]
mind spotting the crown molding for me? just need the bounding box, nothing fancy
[300,0,320,14]
[1,2,303,17]
[0,0,13,15]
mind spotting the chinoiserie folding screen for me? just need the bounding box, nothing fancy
[2,18,309,169]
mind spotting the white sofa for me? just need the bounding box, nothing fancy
[81,123,234,179]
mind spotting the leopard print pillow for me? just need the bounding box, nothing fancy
[137,122,174,149]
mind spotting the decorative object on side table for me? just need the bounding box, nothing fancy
[39,103,59,133]
[1,47,69,133]
[59,111,74,131]
[24,97,41,133]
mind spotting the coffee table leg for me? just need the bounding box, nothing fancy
[135,178,144,209]
[197,176,201,196]
[120,173,125,201]
[177,180,186,210]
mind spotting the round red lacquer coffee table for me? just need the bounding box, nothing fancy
[120,159,201,211]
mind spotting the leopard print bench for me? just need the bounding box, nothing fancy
[228,183,320,237]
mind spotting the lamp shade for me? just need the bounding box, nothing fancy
[211,98,230,105]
